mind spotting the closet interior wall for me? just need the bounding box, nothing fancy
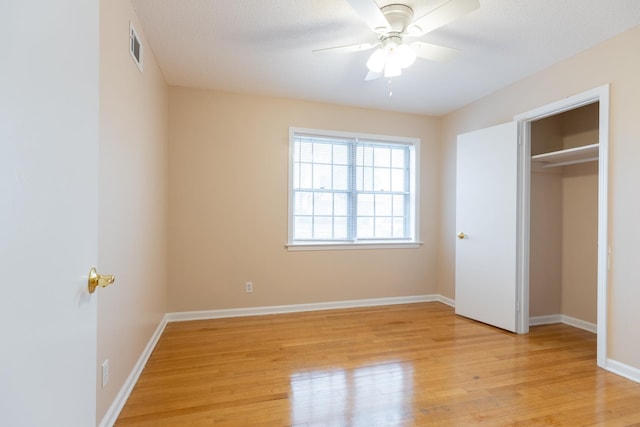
[529,103,599,325]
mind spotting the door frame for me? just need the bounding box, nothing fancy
[514,84,610,367]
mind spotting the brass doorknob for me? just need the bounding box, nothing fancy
[457,232,466,239]
[88,267,115,294]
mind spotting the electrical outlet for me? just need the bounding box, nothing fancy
[101,359,110,388]
[245,282,253,293]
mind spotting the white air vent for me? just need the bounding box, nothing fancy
[129,22,143,72]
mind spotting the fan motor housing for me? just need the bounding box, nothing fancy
[380,4,414,33]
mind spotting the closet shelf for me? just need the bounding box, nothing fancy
[531,143,599,168]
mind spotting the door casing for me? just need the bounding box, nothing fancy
[514,85,609,367]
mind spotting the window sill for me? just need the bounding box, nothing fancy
[285,241,423,251]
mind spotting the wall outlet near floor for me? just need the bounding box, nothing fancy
[245,282,253,293]
[101,359,110,388]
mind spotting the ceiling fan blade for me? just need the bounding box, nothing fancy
[346,0,391,33]
[313,42,377,55]
[410,41,459,62]
[408,0,480,36]
[365,70,383,81]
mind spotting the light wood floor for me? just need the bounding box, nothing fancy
[116,302,640,426]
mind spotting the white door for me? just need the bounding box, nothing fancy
[455,122,519,332]
[0,1,99,425]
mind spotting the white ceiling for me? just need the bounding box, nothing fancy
[131,0,640,116]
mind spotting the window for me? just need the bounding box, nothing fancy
[288,127,420,250]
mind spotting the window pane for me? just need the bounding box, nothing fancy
[294,216,312,239]
[393,217,405,237]
[314,142,332,164]
[295,192,314,215]
[375,194,392,216]
[374,147,390,167]
[315,192,333,216]
[375,217,392,238]
[391,148,405,168]
[358,194,374,216]
[334,193,348,216]
[300,164,312,188]
[356,166,363,191]
[393,195,404,216]
[333,144,349,165]
[300,141,313,162]
[293,163,300,188]
[374,168,391,191]
[362,146,373,166]
[334,216,348,239]
[363,166,373,191]
[314,216,333,239]
[391,169,405,192]
[333,165,348,191]
[313,164,332,189]
[357,217,374,238]
[294,142,300,163]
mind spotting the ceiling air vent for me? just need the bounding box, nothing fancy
[129,22,143,72]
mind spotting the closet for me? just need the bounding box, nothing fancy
[529,102,599,329]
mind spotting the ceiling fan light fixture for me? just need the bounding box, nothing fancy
[395,43,416,68]
[324,0,479,82]
[384,59,402,78]
[366,47,388,73]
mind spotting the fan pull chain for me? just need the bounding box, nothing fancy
[388,78,393,97]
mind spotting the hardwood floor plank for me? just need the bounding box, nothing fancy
[116,302,640,426]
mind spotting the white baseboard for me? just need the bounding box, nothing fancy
[529,314,596,334]
[436,295,455,308]
[166,294,440,322]
[529,314,562,326]
[561,315,597,334]
[606,358,640,384]
[98,314,169,427]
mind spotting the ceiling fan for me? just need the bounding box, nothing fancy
[314,0,480,80]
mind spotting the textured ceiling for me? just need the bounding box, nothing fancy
[131,0,640,115]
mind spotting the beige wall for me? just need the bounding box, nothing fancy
[560,105,599,323]
[439,25,640,370]
[562,162,598,323]
[529,115,563,317]
[529,163,598,323]
[98,0,168,422]
[529,169,563,317]
[168,88,440,312]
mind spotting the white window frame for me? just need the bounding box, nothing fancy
[287,127,421,251]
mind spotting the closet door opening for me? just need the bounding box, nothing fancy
[515,85,609,367]
[529,103,599,332]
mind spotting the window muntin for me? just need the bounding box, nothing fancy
[289,128,419,247]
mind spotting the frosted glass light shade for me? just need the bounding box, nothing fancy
[384,57,402,77]
[395,44,416,69]
[366,48,388,73]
